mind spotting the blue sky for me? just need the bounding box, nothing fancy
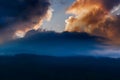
[42,0,74,32]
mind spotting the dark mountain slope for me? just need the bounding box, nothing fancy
[0,54,120,80]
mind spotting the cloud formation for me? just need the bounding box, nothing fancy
[0,31,106,56]
[65,0,120,44]
[0,0,52,42]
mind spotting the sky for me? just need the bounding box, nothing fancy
[41,0,74,32]
[0,0,120,58]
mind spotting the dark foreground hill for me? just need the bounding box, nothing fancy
[0,54,120,80]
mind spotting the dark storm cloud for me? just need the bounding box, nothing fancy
[103,0,120,10]
[0,31,106,56]
[25,31,105,42]
[0,31,119,58]
[0,0,51,42]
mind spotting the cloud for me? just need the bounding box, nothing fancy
[102,0,120,10]
[65,0,120,44]
[0,31,106,56]
[0,0,52,42]
[0,31,119,58]
[93,46,120,58]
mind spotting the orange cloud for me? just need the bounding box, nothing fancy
[65,0,120,44]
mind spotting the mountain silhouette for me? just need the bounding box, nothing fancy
[0,54,120,80]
